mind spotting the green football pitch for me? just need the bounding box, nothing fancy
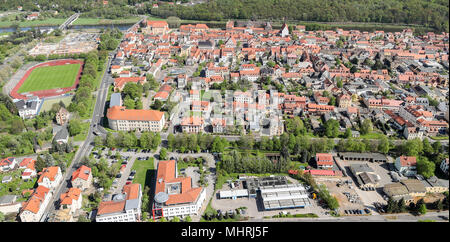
[17,64,81,93]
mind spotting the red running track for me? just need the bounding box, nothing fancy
[10,59,84,100]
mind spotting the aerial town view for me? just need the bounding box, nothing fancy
[0,0,449,228]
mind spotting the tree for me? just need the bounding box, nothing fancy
[378,135,390,154]
[417,156,435,179]
[35,156,46,172]
[167,133,175,151]
[160,147,167,160]
[343,128,352,138]
[324,119,339,138]
[185,216,192,222]
[94,136,103,147]
[360,118,373,135]
[418,202,427,215]
[386,197,398,213]
[140,132,151,149]
[106,132,116,148]
[432,141,442,154]
[422,138,433,156]
[152,100,163,110]
[124,96,136,109]
[0,211,4,222]
[167,16,182,28]
[68,119,82,136]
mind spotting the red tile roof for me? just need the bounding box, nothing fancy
[37,166,60,183]
[60,187,81,205]
[156,160,203,206]
[107,106,164,122]
[316,153,333,166]
[399,156,417,167]
[72,165,91,182]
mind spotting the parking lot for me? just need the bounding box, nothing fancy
[91,147,157,200]
[334,158,396,213]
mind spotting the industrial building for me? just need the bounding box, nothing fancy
[349,163,381,188]
[260,184,311,210]
[219,176,312,211]
[339,152,387,163]
[219,189,249,199]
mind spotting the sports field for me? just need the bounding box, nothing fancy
[17,63,81,93]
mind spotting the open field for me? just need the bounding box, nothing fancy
[0,18,66,28]
[18,63,81,93]
[131,157,155,188]
[72,17,142,26]
[40,96,73,112]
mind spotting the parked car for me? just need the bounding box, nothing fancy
[116,174,122,178]
[126,181,132,185]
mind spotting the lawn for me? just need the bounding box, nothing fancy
[18,64,81,93]
[73,122,90,142]
[430,136,449,140]
[0,18,66,28]
[40,96,73,112]
[359,132,386,139]
[131,157,155,188]
[0,170,37,199]
[72,17,142,26]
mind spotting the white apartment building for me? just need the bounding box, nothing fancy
[37,166,62,190]
[107,106,165,132]
[96,183,142,222]
[19,186,52,222]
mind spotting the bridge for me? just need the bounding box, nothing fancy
[58,13,80,31]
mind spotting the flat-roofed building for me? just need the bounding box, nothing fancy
[260,184,311,210]
[401,179,426,197]
[416,175,449,194]
[383,183,413,203]
[339,152,387,163]
[219,189,249,199]
[107,106,165,132]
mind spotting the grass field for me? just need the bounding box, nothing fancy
[40,96,73,112]
[18,64,81,93]
[131,157,155,188]
[72,17,142,26]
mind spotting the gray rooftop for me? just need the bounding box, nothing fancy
[0,195,17,205]
[109,93,122,108]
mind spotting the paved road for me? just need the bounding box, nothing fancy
[249,211,449,222]
[41,55,114,221]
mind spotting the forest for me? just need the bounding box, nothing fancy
[1,1,448,32]
[150,0,449,32]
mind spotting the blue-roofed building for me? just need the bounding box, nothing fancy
[109,93,122,108]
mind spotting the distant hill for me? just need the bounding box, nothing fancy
[150,0,449,32]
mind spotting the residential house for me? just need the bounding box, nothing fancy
[37,166,62,189]
[0,157,17,172]
[71,165,92,191]
[59,187,82,214]
[19,186,52,222]
[395,156,417,177]
[55,107,69,126]
[316,153,334,170]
